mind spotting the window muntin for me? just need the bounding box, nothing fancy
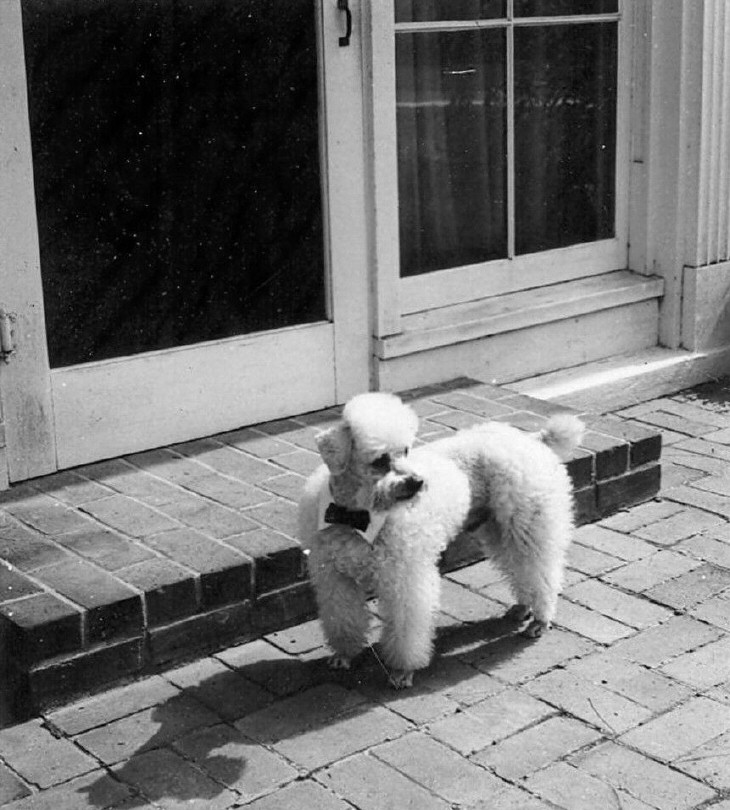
[395,0,617,22]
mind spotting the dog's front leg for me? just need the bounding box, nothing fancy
[376,550,441,689]
[307,528,371,667]
[388,669,414,689]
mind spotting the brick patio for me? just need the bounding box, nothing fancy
[0,378,662,718]
[1,378,730,807]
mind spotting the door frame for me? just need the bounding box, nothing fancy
[0,0,55,482]
[0,0,370,481]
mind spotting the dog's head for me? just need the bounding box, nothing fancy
[316,392,424,511]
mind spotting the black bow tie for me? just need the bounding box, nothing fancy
[324,503,371,531]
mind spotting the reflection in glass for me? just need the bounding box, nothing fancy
[21,0,325,368]
[395,1,505,23]
[514,0,618,16]
[514,23,617,254]
[397,30,507,276]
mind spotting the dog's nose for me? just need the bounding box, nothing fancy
[404,475,424,497]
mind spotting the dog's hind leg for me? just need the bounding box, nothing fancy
[501,546,565,638]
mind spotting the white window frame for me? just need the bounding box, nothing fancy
[363,0,633,337]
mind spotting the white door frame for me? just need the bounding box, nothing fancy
[0,0,370,480]
[0,0,56,481]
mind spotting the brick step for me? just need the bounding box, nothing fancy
[0,379,661,721]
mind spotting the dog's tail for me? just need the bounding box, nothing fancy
[536,414,584,461]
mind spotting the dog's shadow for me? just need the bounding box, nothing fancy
[76,613,531,808]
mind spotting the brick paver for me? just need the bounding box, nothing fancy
[109,747,237,809]
[428,689,554,755]
[526,668,654,735]
[1,378,730,808]
[473,715,602,780]
[373,732,507,805]
[619,695,730,761]
[0,719,97,788]
[0,770,134,810]
[572,741,717,810]
[173,723,298,802]
[321,751,451,810]
[554,600,634,645]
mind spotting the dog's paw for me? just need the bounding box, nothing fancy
[505,603,533,624]
[328,654,352,670]
[388,669,414,690]
[522,618,550,638]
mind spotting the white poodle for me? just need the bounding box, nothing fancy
[298,392,583,688]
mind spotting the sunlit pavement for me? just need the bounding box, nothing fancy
[1,379,730,809]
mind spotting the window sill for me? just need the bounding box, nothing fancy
[375,270,664,360]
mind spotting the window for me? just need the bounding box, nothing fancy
[389,0,627,311]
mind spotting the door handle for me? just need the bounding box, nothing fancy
[337,0,352,47]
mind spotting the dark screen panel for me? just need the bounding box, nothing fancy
[21,0,325,367]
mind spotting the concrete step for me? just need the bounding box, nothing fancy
[0,378,661,721]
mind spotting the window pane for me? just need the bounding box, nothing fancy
[514,23,617,254]
[21,0,325,368]
[514,0,618,16]
[395,1,505,23]
[397,30,507,276]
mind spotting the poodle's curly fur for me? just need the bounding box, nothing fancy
[298,392,583,688]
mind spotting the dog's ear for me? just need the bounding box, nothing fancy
[315,423,352,474]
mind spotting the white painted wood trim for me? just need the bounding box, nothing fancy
[720,0,730,260]
[718,0,730,259]
[363,0,402,338]
[613,0,632,272]
[377,298,659,391]
[391,2,631,320]
[627,0,650,275]
[395,13,622,34]
[399,239,625,315]
[0,0,57,481]
[319,0,372,397]
[695,0,730,265]
[377,271,663,359]
[506,5,516,259]
[681,261,730,351]
[634,0,730,344]
[51,323,336,469]
[639,0,702,348]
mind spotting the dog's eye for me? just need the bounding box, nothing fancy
[371,454,390,472]
[403,447,409,457]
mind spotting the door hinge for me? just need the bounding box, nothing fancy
[0,309,16,362]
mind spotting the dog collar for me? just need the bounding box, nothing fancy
[317,486,387,544]
[324,503,370,531]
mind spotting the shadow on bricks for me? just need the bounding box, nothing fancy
[71,615,529,808]
[435,614,536,663]
[72,653,369,808]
